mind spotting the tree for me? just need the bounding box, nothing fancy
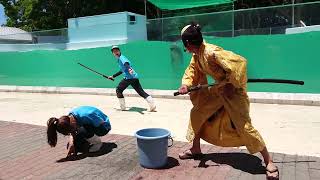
[0,0,70,31]
[0,0,156,31]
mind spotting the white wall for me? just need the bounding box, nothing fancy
[67,12,146,43]
[286,25,320,34]
[127,12,147,41]
[0,12,147,52]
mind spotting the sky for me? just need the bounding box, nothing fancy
[0,4,6,26]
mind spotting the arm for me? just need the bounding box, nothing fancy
[213,49,247,89]
[107,70,122,80]
[120,55,134,75]
[179,56,207,94]
[112,70,123,78]
[124,62,134,75]
[182,56,206,87]
[66,133,77,157]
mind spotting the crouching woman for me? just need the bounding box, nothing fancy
[47,106,111,157]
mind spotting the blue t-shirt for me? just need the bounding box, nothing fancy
[69,106,111,129]
[118,55,138,79]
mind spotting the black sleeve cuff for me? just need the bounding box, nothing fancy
[112,71,123,78]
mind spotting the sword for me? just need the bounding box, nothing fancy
[173,78,304,96]
[77,62,114,81]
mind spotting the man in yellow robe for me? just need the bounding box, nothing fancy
[178,23,279,180]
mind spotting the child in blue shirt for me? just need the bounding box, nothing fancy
[47,106,111,157]
[108,46,156,112]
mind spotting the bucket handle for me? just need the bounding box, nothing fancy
[168,136,173,147]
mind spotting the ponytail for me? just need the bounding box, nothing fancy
[47,117,59,147]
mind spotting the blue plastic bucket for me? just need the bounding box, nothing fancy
[135,128,172,169]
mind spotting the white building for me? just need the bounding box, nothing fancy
[0,27,33,43]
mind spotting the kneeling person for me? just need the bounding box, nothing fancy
[47,106,111,157]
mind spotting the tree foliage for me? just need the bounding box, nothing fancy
[0,0,158,31]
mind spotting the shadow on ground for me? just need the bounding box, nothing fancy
[197,152,266,174]
[56,142,117,162]
[139,157,180,170]
[160,157,180,169]
[127,107,148,114]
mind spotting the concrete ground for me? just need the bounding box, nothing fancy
[1,92,320,157]
[1,91,320,180]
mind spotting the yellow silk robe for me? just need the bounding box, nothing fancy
[182,42,265,154]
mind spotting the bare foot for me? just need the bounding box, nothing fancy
[178,148,202,160]
[266,162,279,180]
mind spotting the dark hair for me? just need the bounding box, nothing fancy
[181,22,203,47]
[47,116,72,147]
